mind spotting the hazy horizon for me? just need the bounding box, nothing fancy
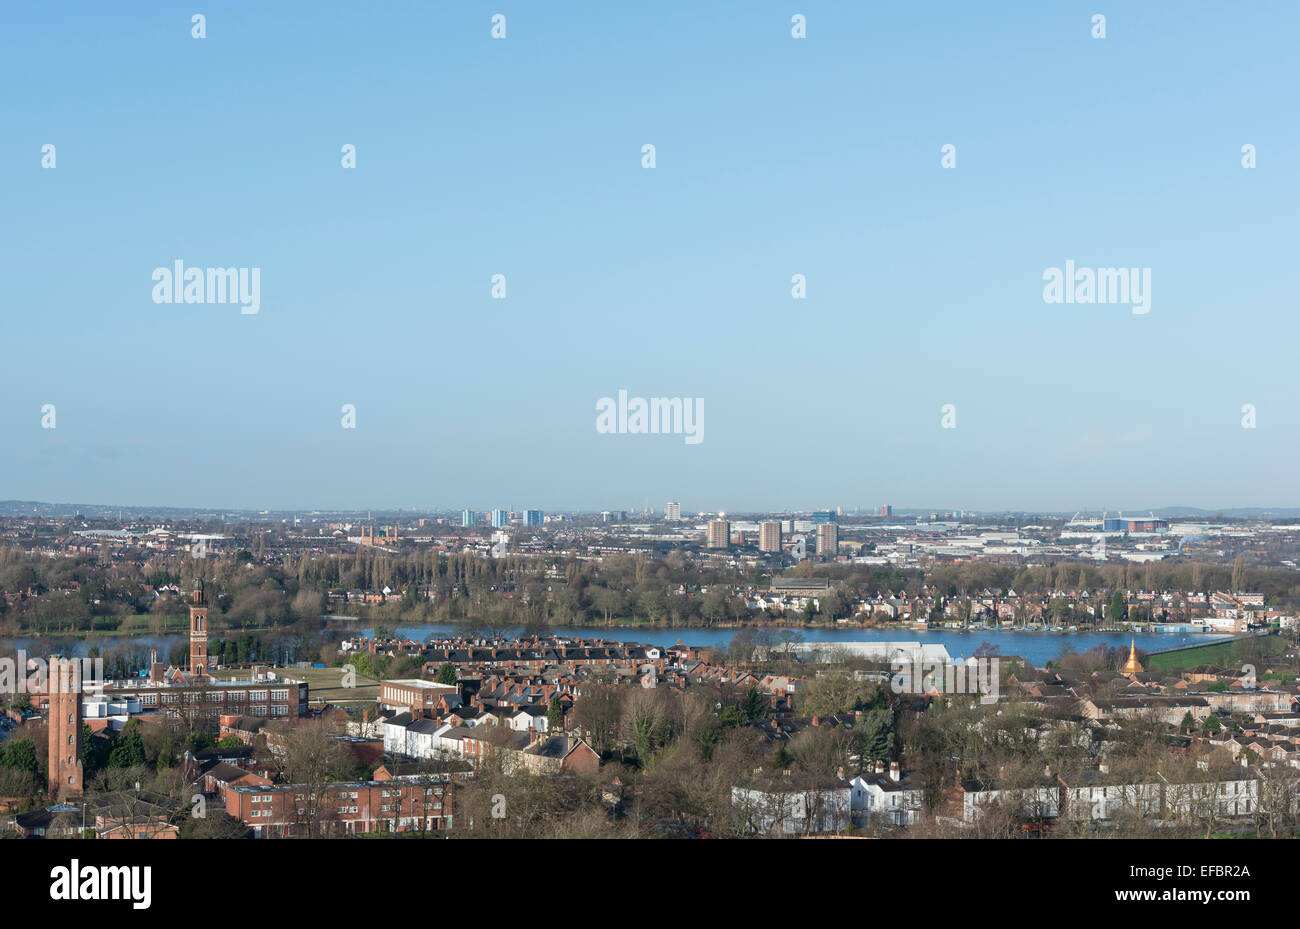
[4,496,1299,520]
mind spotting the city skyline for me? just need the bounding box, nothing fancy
[5,495,1300,521]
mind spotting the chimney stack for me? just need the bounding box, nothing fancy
[889,761,900,782]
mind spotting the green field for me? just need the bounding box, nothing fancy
[212,666,381,706]
[1145,635,1291,672]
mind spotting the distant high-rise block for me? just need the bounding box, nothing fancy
[816,522,838,557]
[880,505,893,517]
[523,509,544,526]
[759,521,782,553]
[491,508,510,528]
[812,510,836,525]
[707,519,730,549]
[665,501,681,520]
[462,509,478,528]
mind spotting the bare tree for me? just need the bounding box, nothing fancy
[278,719,348,836]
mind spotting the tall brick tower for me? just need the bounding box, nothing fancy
[48,657,84,801]
[189,579,209,678]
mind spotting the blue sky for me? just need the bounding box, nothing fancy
[2,1,1297,513]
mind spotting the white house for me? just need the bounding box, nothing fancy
[850,763,924,826]
[732,774,851,835]
[509,707,549,733]
[383,714,454,760]
[960,779,1059,823]
[1057,769,1161,821]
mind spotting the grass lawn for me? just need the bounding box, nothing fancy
[211,666,381,706]
[1145,635,1291,673]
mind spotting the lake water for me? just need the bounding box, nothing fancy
[9,625,1236,668]
[370,624,1236,666]
[7,635,180,659]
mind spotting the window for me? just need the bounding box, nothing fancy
[271,690,288,702]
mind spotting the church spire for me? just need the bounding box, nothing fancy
[1120,637,1144,674]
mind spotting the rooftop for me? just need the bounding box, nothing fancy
[384,679,458,691]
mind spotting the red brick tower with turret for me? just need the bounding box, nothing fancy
[190,580,209,678]
[48,657,83,801]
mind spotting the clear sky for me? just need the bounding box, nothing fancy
[2,1,1297,514]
